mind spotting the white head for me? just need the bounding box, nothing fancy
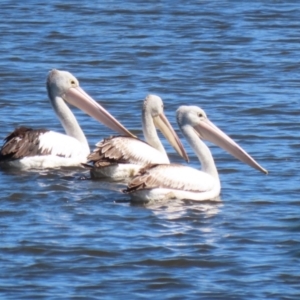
[143,94,164,117]
[47,69,79,100]
[142,95,188,162]
[46,69,134,137]
[177,105,268,174]
[177,106,208,129]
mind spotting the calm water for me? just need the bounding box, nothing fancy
[0,1,300,299]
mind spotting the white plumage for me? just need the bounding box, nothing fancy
[124,106,267,202]
[88,95,188,181]
[0,69,134,170]
[38,131,87,158]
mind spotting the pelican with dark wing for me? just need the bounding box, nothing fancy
[87,95,188,181]
[0,69,134,170]
[124,106,267,202]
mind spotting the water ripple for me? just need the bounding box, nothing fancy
[0,1,300,299]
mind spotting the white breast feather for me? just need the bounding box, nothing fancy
[38,131,88,158]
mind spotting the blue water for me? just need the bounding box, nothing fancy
[0,1,299,299]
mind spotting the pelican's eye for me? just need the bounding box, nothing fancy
[198,112,203,118]
[70,80,76,85]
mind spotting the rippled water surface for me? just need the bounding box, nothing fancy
[0,1,300,299]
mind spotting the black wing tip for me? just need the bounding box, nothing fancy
[3,127,49,143]
[122,188,130,194]
[3,126,32,142]
[81,163,93,169]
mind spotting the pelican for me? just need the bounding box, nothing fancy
[0,69,134,170]
[124,105,268,202]
[87,94,188,181]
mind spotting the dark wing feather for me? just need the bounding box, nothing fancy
[88,136,166,167]
[88,136,129,166]
[0,127,50,161]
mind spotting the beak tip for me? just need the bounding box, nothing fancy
[257,165,268,174]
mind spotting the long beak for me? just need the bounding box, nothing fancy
[64,87,135,137]
[194,119,268,174]
[153,113,189,162]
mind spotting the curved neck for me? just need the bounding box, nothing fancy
[142,110,169,162]
[51,96,90,153]
[181,124,219,183]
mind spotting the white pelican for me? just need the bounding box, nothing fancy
[87,94,189,181]
[0,69,134,170]
[124,105,268,202]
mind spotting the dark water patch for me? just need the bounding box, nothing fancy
[133,257,232,269]
[0,209,27,216]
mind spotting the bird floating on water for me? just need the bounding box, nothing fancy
[0,69,134,170]
[87,94,188,181]
[124,105,268,202]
